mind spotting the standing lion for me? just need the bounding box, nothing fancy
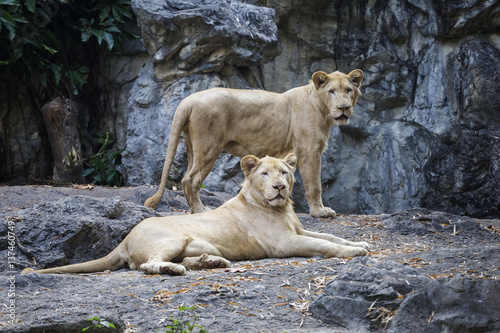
[145,70,363,218]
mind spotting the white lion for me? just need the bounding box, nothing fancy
[145,70,364,218]
[23,154,370,276]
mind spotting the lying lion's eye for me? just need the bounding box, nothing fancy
[262,172,268,176]
[329,90,335,95]
[346,88,352,94]
[282,171,288,175]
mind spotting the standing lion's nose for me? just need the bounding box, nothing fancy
[274,184,285,190]
[338,105,349,111]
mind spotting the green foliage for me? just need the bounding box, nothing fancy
[82,317,116,331]
[82,131,125,187]
[0,0,136,97]
[156,306,208,333]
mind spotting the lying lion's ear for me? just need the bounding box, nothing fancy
[312,71,329,89]
[283,153,297,169]
[348,69,364,87]
[241,155,260,176]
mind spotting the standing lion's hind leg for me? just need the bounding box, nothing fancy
[180,253,231,271]
[182,142,223,214]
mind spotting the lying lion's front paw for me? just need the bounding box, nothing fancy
[337,245,369,257]
[310,206,337,218]
[354,241,371,251]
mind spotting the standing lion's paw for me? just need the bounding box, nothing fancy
[310,206,337,218]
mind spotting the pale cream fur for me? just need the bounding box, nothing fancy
[22,154,370,276]
[145,69,364,218]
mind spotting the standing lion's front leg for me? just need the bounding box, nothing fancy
[298,153,337,218]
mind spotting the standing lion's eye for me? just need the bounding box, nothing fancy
[329,90,335,95]
[262,171,268,176]
[282,170,288,175]
[346,88,352,94]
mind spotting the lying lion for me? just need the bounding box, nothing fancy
[145,69,364,218]
[22,154,370,276]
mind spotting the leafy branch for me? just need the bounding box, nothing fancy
[0,0,136,98]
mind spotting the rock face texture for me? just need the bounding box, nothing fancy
[1,0,499,218]
[119,0,500,218]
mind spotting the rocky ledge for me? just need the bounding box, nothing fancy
[0,185,499,332]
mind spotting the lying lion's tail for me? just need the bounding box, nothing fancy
[21,247,125,275]
[144,104,190,210]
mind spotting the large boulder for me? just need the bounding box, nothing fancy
[310,257,500,332]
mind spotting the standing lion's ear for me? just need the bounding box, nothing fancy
[348,69,364,88]
[283,153,297,170]
[241,155,260,177]
[312,71,330,89]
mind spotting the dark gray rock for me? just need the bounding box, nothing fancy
[2,196,160,269]
[381,207,492,237]
[388,276,500,333]
[309,257,431,331]
[310,258,500,333]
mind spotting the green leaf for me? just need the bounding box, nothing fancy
[0,0,19,5]
[0,10,17,40]
[99,5,111,22]
[25,0,35,13]
[81,31,91,42]
[103,31,114,50]
[48,64,62,85]
[82,168,94,177]
[111,5,123,23]
[92,29,104,45]
[40,30,60,54]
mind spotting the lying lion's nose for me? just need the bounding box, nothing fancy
[274,184,285,190]
[338,105,349,111]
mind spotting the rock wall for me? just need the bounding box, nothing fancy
[1,0,499,217]
[117,0,500,217]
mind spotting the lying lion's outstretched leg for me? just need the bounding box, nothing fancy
[180,253,231,271]
[281,235,369,258]
[300,229,371,251]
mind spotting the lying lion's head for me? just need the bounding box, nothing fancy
[312,69,364,125]
[240,153,297,208]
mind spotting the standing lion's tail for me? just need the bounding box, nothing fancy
[144,105,190,209]
[21,247,124,275]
